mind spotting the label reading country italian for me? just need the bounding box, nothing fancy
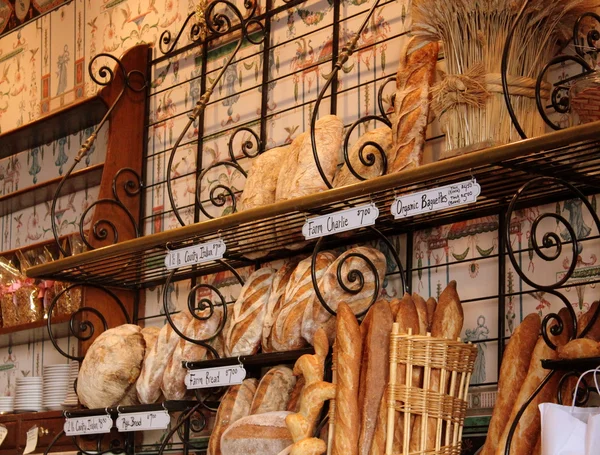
[164,239,226,270]
[64,416,113,436]
[391,179,481,219]
[302,203,379,240]
[117,411,170,432]
[185,365,246,389]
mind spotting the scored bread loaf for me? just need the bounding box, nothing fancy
[412,293,428,336]
[357,301,394,455]
[302,246,386,344]
[137,313,191,404]
[557,338,600,359]
[480,313,541,455]
[426,297,437,332]
[388,298,401,320]
[141,326,160,351]
[275,134,305,203]
[224,268,276,356]
[263,260,301,353]
[207,378,258,455]
[332,302,362,455]
[220,411,294,455]
[271,252,337,351]
[333,126,393,188]
[388,39,439,173]
[251,366,297,415]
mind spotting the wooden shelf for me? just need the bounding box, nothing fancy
[0,314,73,348]
[0,95,108,159]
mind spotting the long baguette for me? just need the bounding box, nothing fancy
[480,313,541,455]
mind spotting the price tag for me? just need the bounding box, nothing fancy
[185,365,246,389]
[23,426,38,455]
[164,239,226,269]
[302,203,379,240]
[64,415,113,436]
[391,179,481,219]
[116,410,170,432]
[0,425,7,447]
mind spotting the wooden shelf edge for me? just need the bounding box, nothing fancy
[0,314,71,338]
[0,410,64,423]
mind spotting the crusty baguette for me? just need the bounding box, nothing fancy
[368,389,389,455]
[426,297,437,332]
[332,302,362,455]
[412,293,428,336]
[578,300,600,340]
[289,438,327,455]
[207,378,258,455]
[287,376,305,413]
[533,435,541,455]
[286,381,336,442]
[357,301,394,455]
[388,39,439,173]
[388,298,401,320]
[557,338,600,359]
[251,366,297,415]
[480,313,541,455]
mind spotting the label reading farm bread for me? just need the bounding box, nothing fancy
[185,365,246,389]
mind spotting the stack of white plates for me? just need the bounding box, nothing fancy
[43,364,71,411]
[0,396,14,414]
[15,377,42,412]
[62,361,79,408]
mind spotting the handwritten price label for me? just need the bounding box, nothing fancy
[164,239,226,269]
[391,179,481,219]
[302,203,379,240]
[64,416,113,436]
[117,410,170,432]
[185,365,247,389]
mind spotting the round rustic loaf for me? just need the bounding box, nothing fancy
[77,324,145,408]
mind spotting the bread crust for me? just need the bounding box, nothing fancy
[250,366,297,415]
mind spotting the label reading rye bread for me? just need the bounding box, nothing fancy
[64,416,113,436]
[391,179,481,219]
[164,239,226,269]
[302,203,379,240]
[117,410,170,432]
[185,365,246,389]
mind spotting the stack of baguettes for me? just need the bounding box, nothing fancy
[481,301,600,455]
[209,281,464,455]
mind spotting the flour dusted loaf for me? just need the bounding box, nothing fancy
[251,366,297,415]
[137,312,191,404]
[302,246,386,344]
[220,411,294,455]
[275,134,305,202]
[225,268,276,356]
[78,324,145,409]
[333,126,393,187]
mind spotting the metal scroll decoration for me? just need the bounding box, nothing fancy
[503,177,600,455]
[162,259,245,356]
[51,53,146,257]
[164,0,264,226]
[47,283,131,361]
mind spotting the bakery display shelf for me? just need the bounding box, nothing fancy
[541,357,600,371]
[184,348,314,370]
[64,400,198,418]
[0,313,74,349]
[25,120,600,290]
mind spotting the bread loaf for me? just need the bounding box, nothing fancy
[137,313,191,404]
[286,381,336,442]
[357,301,394,455]
[271,252,337,351]
[412,293,428,336]
[78,324,145,409]
[225,268,276,356]
[275,134,305,202]
[263,261,300,352]
[578,300,600,340]
[302,247,386,344]
[289,438,326,455]
[251,366,297,415]
[207,378,258,455]
[368,390,389,455]
[480,313,541,455]
[141,326,160,350]
[388,298,401,319]
[558,338,600,359]
[287,376,305,413]
[220,411,294,455]
[332,302,362,455]
[426,297,437,332]
[388,39,439,173]
[333,126,393,187]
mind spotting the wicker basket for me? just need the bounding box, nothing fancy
[385,324,478,455]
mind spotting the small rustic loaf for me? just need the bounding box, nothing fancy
[137,313,191,404]
[333,126,393,187]
[224,268,276,356]
[251,366,297,415]
[558,338,600,359]
[78,324,145,409]
[302,246,386,344]
[220,411,294,455]
[271,252,337,351]
[207,378,258,455]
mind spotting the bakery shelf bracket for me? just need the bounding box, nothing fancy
[51,52,147,257]
[502,176,600,455]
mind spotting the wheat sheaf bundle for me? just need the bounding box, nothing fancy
[411,0,596,151]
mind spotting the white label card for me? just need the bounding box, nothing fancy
[0,425,7,447]
[117,410,170,432]
[185,365,246,389]
[391,179,481,219]
[164,239,226,269]
[64,416,113,436]
[302,203,379,240]
[23,426,38,455]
